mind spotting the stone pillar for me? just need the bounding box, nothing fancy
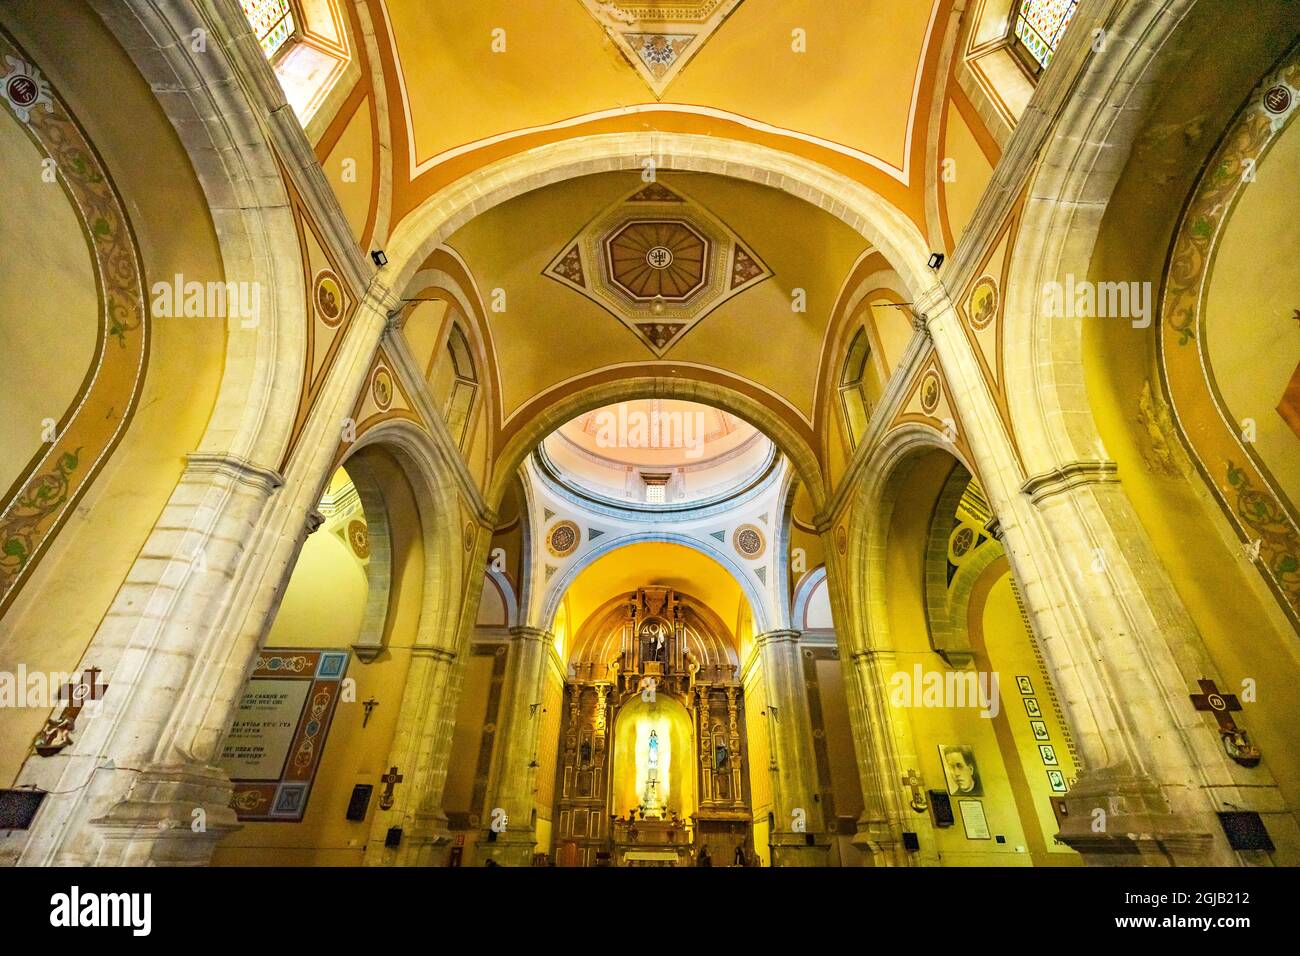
[754,630,830,866]
[7,290,393,867]
[918,288,1256,865]
[478,625,554,865]
[365,645,461,866]
[821,526,939,867]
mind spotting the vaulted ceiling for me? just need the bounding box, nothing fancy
[377,0,948,227]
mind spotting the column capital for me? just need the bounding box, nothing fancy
[184,450,284,492]
[1021,459,1119,505]
[508,625,555,645]
[753,628,801,649]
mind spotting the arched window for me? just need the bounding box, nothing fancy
[240,0,300,60]
[1011,0,1080,73]
[444,324,479,450]
[839,328,873,449]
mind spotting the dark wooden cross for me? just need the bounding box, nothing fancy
[1189,678,1243,734]
[901,768,928,812]
[60,666,108,719]
[362,697,379,728]
[378,766,403,810]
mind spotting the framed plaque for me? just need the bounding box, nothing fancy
[220,649,350,821]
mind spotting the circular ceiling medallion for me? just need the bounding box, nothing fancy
[920,371,941,414]
[547,520,581,558]
[347,519,369,559]
[5,73,39,110]
[1264,85,1292,115]
[835,524,848,556]
[950,525,975,561]
[314,270,344,327]
[733,523,766,560]
[371,366,394,410]
[968,275,998,331]
[605,219,709,301]
[463,521,476,552]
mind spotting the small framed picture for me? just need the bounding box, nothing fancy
[1030,719,1050,741]
[1038,744,1059,766]
[1047,769,1068,793]
[1024,697,1042,718]
[1015,676,1034,696]
[958,799,991,840]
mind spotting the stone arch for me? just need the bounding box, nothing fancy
[384,133,937,314]
[999,0,1234,474]
[487,372,829,520]
[95,0,362,468]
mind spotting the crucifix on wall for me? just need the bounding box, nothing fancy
[1190,678,1261,767]
[379,766,404,810]
[33,667,109,757]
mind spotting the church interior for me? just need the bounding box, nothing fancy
[1,0,1298,873]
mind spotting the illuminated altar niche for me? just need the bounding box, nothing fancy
[612,694,695,820]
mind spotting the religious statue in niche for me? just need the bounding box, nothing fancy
[580,741,592,767]
[641,620,669,662]
[714,743,729,770]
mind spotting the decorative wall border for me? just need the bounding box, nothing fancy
[0,29,148,617]
[1158,48,1300,627]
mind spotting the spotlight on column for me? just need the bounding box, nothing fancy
[927,252,945,270]
[371,249,388,267]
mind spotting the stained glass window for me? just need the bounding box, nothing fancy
[241,0,297,59]
[1013,0,1080,70]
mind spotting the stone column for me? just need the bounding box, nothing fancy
[7,289,393,867]
[754,630,830,866]
[365,645,461,866]
[918,288,1256,865]
[821,527,939,867]
[478,625,555,866]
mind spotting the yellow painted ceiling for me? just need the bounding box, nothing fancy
[445,170,870,422]
[561,541,744,636]
[383,0,939,177]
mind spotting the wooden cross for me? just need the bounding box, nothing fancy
[34,667,109,756]
[362,697,379,728]
[61,666,108,719]
[901,768,928,812]
[1189,679,1243,734]
[378,766,403,810]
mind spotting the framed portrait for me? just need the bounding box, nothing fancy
[1023,697,1042,718]
[1030,719,1050,741]
[938,744,983,797]
[958,799,991,840]
[1015,675,1034,695]
[1046,769,1068,793]
[1038,744,1059,766]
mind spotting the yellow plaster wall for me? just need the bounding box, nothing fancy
[940,103,995,246]
[323,96,375,244]
[0,2,226,785]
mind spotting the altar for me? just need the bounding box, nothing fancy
[611,815,693,867]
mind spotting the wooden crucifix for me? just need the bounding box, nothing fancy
[1190,678,1261,767]
[362,697,379,728]
[33,666,108,757]
[901,768,928,813]
[378,766,404,810]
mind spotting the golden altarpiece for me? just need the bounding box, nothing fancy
[553,588,753,866]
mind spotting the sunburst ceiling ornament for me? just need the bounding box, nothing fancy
[543,180,772,357]
[578,0,746,98]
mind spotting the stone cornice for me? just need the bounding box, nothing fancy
[184,451,284,493]
[1021,459,1119,505]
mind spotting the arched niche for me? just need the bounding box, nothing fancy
[610,694,697,822]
